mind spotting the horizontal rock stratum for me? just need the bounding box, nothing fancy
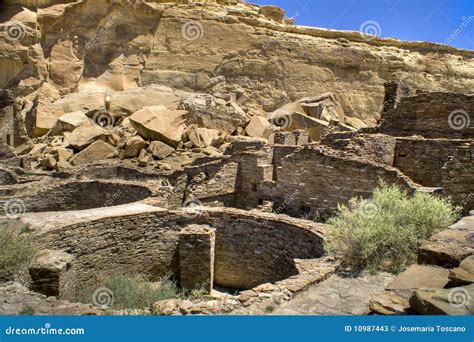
[1,0,473,131]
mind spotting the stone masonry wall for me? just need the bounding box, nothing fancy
[264,146,418,218]
[394,138,470,187]
[36,207,325,295]
[321,132,396,166]
[20,180,152,212]
[442,143,474,213]
[379,92,474,138]
[178,225,215,293]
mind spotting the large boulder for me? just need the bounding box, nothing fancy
[31,83,63,137]
[298,93,345,123]
[70,140,117,166]
[409,285,474,315]
[182,94,250,134]
[129,106,187,147]
[49,111,89,136]
[269,111,329,141]
[188,127,224,148]
[369,290,409,315]
[149,141,175,160]
[123,136,147,158]
[386,265,450,291]
[64,123,119,150]
[418,216,474,268]
[449,256,474,286]
[245,116,274,139]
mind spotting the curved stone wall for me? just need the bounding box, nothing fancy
[24,180,153,212]
[36,207,325,295]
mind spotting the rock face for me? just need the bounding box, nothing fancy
[3,0,473,143]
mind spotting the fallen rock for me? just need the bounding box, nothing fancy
[29,143,47,157]
[41,155,56,170]
[419,216,474,268]
[31,83,63,137]
[245,116,274,139]
[151,299,180,315]
[64,123,119,150]
[138,148,153,167]
[182,94,249,134]
[0,144,15,159]
[298,93,345,122]
[345,117,368,130]
[188,127,224,148]
[49,111,89,135]
[129,106,187,147]
[409,285,474,315]
[69,140,117,166]
[123,136,147,158]
[149,141,175,160]
[369,290,409,315]
[386,265,450,290]
[449,256,474,285]
[269,111,329,141]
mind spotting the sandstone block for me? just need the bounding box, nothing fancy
[123,136,147,158]
[129,106,187,147]
[70,140,117,165]
[29,249,74,297]
[149,141,175,160]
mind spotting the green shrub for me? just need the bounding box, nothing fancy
[327,183,460,273]
[76,272,209,310]
[0,225,37,282]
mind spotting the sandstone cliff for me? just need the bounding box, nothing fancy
[1,0,473,133]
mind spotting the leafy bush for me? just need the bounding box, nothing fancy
[327,183,460,273]
[0,225,37,282]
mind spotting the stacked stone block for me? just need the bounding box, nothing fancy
[178,225,216,294]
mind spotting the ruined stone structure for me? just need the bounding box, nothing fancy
[0,0,473,317]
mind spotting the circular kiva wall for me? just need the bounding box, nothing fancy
[23,180,152,212]
[36,207,325,295]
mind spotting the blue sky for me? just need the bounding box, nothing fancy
[252,0,474,50]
